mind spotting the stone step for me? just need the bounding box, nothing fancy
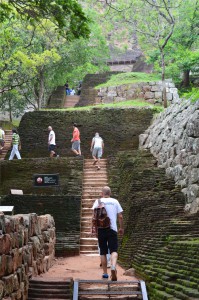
[80,238,98,245]
[80,250,99,255]
[80,244,98,251]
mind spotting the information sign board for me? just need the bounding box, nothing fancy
[33,174,60,187]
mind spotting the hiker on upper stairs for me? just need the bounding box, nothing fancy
[71,123,81,156]
[48,126,59,158]
[90,132,104,170]
[0,126,5,154]
[9,129,21,160]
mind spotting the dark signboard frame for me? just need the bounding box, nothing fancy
[33,173,60,187]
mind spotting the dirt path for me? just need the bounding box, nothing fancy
[37,254,138,281]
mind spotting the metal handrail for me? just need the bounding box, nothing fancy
[73,279,148,299]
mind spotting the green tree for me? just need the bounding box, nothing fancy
[165,0,199,87]
[0,0,90,39]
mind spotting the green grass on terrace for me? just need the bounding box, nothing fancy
[42,99,164,113]
[95,72,161,88]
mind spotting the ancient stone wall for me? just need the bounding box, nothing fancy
[77,72,121,107]
[107,150,199,299]
[18,108,153,158]
[96,79,179,105]
[0,158,83,196]
[1,195,81,257]
[140,100,199,213]
[0,213,55,300]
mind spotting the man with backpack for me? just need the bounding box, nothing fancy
[92,186,124,281]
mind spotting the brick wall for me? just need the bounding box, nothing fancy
[18,108,153,158]
[107,150,199,299]
[0,157,83,196]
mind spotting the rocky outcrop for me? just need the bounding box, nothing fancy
[140,100,199,213]
[0,213,55,299]
[96,79,179,105]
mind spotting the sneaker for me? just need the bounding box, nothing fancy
[111,268,117,281]
[107,263,111,268]
[102,274,109,279]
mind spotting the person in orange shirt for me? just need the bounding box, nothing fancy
[71,123,81,156]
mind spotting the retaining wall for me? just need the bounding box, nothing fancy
[1,195,81,257]
[18,108,154,158]
[108,150,199,299]
[0,213,55,299]
[96,79,179,105]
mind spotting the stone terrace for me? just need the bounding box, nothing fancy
[108,150,199,300]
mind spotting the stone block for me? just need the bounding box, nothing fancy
[95,97,102,104]
[0,255,6,277]
[2,274,14,296]
[142,85,151,92]
[154,92,162,99]
[13,274,19,292]
[168,82,175,88]
[0,213,5,234]
[151,85,162,92]
[144,92,154,99]
[0,234,12,255]
[38,215,54,232]
[5,255,14,275]
[147,99,155,104]
[114,97,126,103]
[166,93,173,101]
[0,280,4,299]
[103,96,114,103]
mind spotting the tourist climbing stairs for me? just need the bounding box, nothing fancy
[80,159,108,255]
[0,130,12,160]
[73,279,148,300]
[28,278,73,300]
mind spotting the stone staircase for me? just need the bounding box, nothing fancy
[0,130,12,160]
[28,278,73,300]
[63,95,80,108]
[80,159,108,255]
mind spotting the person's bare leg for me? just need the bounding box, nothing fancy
[50,151,55,158]
[72,149,79,155]
[92,155,97,164]
[101,255,107,275]
[110,252,118,281]
[97,157,100,169]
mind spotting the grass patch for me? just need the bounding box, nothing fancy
[0,120,20,129]
[180,87,199,103]
[41,99,164,113]
[95,72,161,88]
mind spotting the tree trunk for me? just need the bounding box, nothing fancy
[8,98,12,123]
[182,70,190,87]
[161,50,167,108]
[38,70,44,109]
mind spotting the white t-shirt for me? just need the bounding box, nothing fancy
[48,130,56,145]
[0,129,5,139]
[92,197,123,232]
[92,137,103,148]
[70,89,75,95]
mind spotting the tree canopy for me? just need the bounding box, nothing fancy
[0,0,90,39]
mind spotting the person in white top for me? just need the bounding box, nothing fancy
[92,186,124,281]
[48,126,58,158]
[90,132,104,170]
[70,88,76,95]
[0,127,5,153]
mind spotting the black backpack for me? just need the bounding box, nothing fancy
[92,199,110,236]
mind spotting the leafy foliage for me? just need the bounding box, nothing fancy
[0,0,90,39]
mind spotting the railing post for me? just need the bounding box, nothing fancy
[73,280,79,300]
[140,280,148,300]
